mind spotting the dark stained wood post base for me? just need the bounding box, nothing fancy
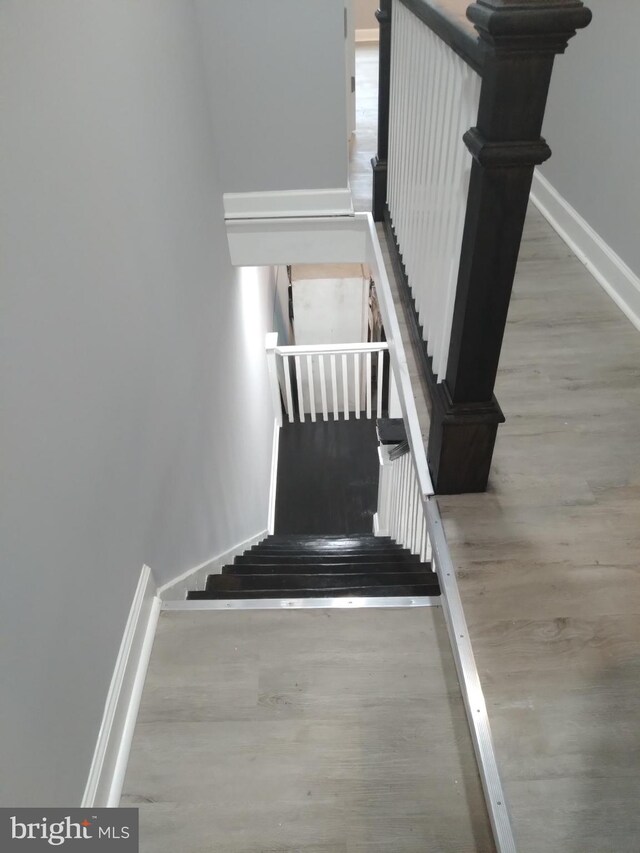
[427,383,504,494]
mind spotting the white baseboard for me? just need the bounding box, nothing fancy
[356,28,379,42]
[531,171,640,332]
[267,418,280,535]
[157,529,269,601]
[82,565,160,807]
[223,188,354,220]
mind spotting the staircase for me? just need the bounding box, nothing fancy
[187,534,440,600]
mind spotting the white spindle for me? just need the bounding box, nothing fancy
[269,342,388,422]
[375,449,432,561]
[294,355,305,423]
[330,354,339,421]
[318,355,328,421]
[376,350,384,419]
[398,458,405,547]
[392,455,400,536]
[406,459,415,551]
[306,354,316,422]
[388,8,481,382]
[411,465,420,554]
[366,351,372,419]
[404,455,412,547]
[420,515,428,563]
[341,353,349,420]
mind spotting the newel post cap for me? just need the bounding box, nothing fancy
[467,0,592,52]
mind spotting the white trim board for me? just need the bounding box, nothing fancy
[82,565,160,808]
[223,188,354,220]
[157,529,269,601]
[163,596,440,611]
[356,28,379,42]
[226,215,367,268]
[531,171,640,332]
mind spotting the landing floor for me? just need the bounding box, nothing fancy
[122,608,495,852]
[275,418,379,535]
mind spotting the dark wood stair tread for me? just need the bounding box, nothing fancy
[208,572,437,591]
[186,534,439,601]
[239,552,420,565]
[226,561,430,575]
[256,536,391,543]
[188,583,438,600]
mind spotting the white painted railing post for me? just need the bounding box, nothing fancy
[388,369,402,418]
[265,332,282,427]
[374,444,392,536]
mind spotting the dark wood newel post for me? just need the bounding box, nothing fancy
[428,0,592,493]
[371,0,392,221]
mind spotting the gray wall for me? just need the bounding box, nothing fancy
[0,0,276,805]
[355,0,378,30]
[540,0,640,278]
[194,0,349,193]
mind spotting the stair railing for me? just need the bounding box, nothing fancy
[364,209,516,852]
[265,336,394,423]
[372,0,591,493]
[375,442,432,561]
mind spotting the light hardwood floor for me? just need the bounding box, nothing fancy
[354,43,640,853]
[122,609,496,853]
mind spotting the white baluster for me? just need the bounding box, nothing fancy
[306,354,316,422]
[387,15,481,383]
[330,353,339,421]
[341,353,349,420]
[318,354,328,421]
[420,515,428,563]
[411,464,420,555]
[407,461,417,554]
[404,455,411,548]
[353,352,360,419]
[366,351,372,419]
[294,355,305,423]
[391,457,399,540]
[376,349,384,419]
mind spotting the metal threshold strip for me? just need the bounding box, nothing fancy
[162,595,441,611]
[425,496,516,852]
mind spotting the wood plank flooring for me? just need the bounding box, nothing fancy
[437,207,640,853]
[352,44,640,852]
[122,609,495,853]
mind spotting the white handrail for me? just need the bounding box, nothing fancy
[363,213,434,498]
[363,210,516,852]
[275,341,388,356]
